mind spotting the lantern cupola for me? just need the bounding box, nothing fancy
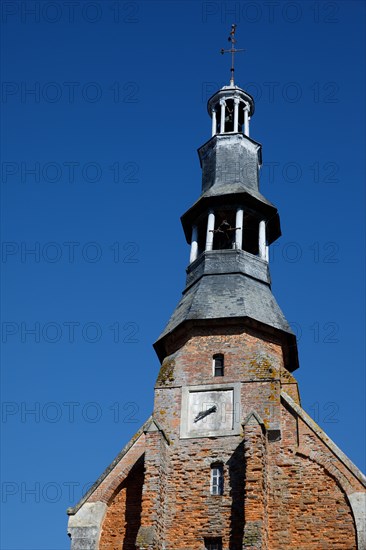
[208,85,254,137]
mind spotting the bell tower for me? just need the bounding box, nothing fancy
[67,28,366,550]
[154,38,299,377]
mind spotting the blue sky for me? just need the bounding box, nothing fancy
[1,1,365,548]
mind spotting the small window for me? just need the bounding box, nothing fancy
[213,354,224,377]
[205,538,222,550]
[210,463,224,495]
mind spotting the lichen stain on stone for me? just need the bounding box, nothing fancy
[243,522,262,545]
[281,366,297,383]
[156,357,175,386]
[129,429,142,445]
[263,408,271,429]
[247,353,276,378]
[268,381,278,401]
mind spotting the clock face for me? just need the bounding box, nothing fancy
[180,384,240,438]
[189,389,234,433]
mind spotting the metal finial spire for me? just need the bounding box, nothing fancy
[220,24,244,86]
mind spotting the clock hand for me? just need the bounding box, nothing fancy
[194,405,217,423]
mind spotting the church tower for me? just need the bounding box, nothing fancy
[67,28,366,550]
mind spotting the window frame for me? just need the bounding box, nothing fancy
[213,354,224,377]
[210,463,224,496]
[204,537,223,550]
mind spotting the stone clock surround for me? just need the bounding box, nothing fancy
[180,383,241,438]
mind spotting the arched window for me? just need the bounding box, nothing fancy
[210,463,224,495]
[213,354,224,377]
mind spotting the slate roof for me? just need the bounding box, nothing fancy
[157,273,292,340]
[200,182,276,208]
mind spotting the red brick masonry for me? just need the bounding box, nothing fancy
[70,328,366,549]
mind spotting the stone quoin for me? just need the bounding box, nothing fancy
[67,28,366,550]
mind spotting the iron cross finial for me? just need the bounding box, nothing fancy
[220,24,245,86]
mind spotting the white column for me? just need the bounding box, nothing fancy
[259,220,267,260]
[220,99,226,134]
[265,244,269,263]
[190,225,198,263]
[244,104,249,136]
[233,97,239,133]
[206,210,215,251]
[234,208,243,249]
[211,109,217,137]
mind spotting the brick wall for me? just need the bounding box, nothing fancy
[77,327,362,549]
[154,327,286,443]
[99,456,144,550]
[268,453,357,549]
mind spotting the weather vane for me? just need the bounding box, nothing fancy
[220,24,244,86]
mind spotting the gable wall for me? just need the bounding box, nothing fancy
[99,457,144,550]
[266,403,359,549]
